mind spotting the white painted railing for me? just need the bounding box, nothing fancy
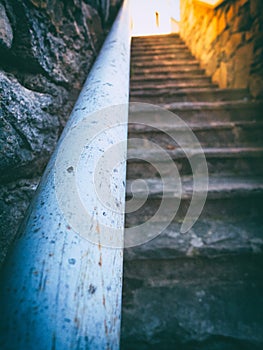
[0,1,131,349]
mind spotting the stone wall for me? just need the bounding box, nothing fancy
[180,0,263,98]
[0,0,122,264]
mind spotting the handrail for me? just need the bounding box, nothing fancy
[0,0,131,349]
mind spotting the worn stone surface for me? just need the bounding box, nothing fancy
[123,33,263,349]
[233,42,254,88]
[0,71,59,182]
[180,0,263,97]
[0,178,40,263]
[124,219,263,260]
[121,255,263,350]
[0,0,122,265]
[0,3,13,49]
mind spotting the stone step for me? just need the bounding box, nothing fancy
[131,47,189,55]
[130,75,213,87]
[124,218,263,260]
[132,63,202,72]
[131,64,205,80]
[132,34,182,43]
[130,78,214,89]
[127,120,263,148]
[129,100,263,122]
[131,43,187,52]
[132,40,186,51]
[130,83,218,94]
[130,73,210,82]
[132,40,184,46]
[154,100,263,122]
[121,254,263,348]
[132,65,204,75]
[131,52,194,61]
[130,87,249,103]
[127,147,263,177]
[131,59,200,68]
[126,176,263,200]
[132,33,181,39]
[125,176,263,224]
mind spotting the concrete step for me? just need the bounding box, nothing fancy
[130,87,249,103]
[131,44,187,52]
[132,33,181,39]
[131,52,194,61]
[131,47,190,55]
[131,65,204,76]
[130,74,214,87]
[132,34,182,43]
[131,59,200,68]
[130,78,214,89]
[124,218,263,260]
[132,41,185,48]
[159,100,262,122]
[127,120,263,148]
[126,176,263,200]
[125,176,263,224]
[121,253,263,349]
[130,73,211,82]
[129,100,263,122]
[129,99,263,127]
[127,147,263,177]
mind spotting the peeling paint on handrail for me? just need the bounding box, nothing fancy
[0,1,131,349]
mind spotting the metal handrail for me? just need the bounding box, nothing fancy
[0,0,131,349]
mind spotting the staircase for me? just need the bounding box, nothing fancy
[121,34,263,349]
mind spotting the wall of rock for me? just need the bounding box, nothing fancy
[0,0,122,265]
[180,0,263,98]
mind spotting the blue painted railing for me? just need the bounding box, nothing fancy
[0,1,131,349]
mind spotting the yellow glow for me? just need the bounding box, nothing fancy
[130,0,180,36]
[194,0,226,8]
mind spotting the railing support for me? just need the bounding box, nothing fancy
[0,1,131,349]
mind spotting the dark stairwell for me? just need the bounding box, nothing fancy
[121,33,263,350]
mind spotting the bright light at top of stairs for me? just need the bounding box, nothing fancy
[194,0,226,8]
[130,0,180,37]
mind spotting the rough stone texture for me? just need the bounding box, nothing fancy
[0,178,40,263]
[0,3,13,49]
[122,33,263,349]
[121,254,263,350]
[180,0,263,98]
[123,219,263,260]
[0,0,122,264]
[0,71,59,183]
